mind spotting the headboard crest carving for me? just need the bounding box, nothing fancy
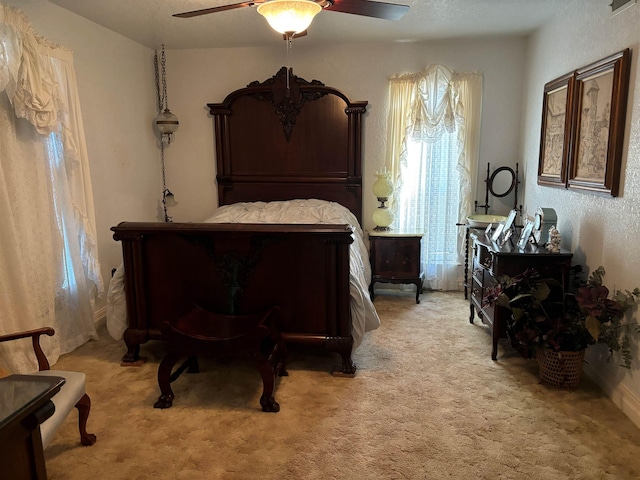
[247,67,327,141]
[207,68,368,223]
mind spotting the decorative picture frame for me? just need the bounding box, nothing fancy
[532,211,542,244]
[491,223,504,243]
[503,209,517,233]
[567,49,631,197]
[517,219,534,249]
[537,72,574,187]
[500,228,512,247]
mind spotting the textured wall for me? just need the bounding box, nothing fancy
[522,0,640,415]
[167,37,528,231]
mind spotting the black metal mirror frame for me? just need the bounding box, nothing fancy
[474,162,521,215]
[488,166,516,198]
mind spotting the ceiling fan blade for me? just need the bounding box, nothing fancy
[173,1,263,18]
[324,0,409,21]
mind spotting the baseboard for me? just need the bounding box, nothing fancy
[93,306,107,329]
[583,364,640,429]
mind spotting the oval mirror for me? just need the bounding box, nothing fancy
[488,166,516,198]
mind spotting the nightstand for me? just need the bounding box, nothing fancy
[368,232,424,303]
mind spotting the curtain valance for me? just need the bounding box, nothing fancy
[0,5,67,134]
[391,64,460,144]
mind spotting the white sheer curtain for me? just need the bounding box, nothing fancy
[387,65,482,291]
[0,5,103,373]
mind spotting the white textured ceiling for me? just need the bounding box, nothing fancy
[46,0,568,49]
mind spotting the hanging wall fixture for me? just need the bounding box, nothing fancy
[154,44,179,222]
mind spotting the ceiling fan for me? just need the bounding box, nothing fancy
[173,0,410,22]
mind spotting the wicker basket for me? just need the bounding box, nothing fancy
[536,349,585,389]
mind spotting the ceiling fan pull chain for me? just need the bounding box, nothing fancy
[287,36,291,90]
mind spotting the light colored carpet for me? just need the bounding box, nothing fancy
[45,290,640,480]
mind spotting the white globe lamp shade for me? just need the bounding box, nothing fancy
[257,0,322,34]
[373,208,394,229]
[372,172,394,199]
[155,108,179,135]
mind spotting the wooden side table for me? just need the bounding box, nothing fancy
[0,374,65,480]
[368,232,424,303]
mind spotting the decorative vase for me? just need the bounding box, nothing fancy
[536,348,585,389]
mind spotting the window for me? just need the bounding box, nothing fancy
[387,66,483,291]
[396,130,462,290]
[46,131,78,294]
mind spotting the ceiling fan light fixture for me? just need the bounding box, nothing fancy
[257,0,322,34]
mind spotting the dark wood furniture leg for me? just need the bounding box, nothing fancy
[122,328,148,365]
[463,226,470,299]
[491,327,500,361]
[414,280,424,304]
[326,336,356,377]
[75,393,97,446]
[253,352,279,412]
[154,351,182,409]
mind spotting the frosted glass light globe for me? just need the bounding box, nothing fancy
[372,172,394,199]
[257,0,322,34]
[155,108,179,135]
[373,207,394,230]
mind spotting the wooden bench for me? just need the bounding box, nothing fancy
[153,306,287,412]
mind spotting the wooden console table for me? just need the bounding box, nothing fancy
[0,374,65,480]
[469,232,573,360]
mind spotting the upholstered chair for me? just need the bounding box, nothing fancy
[0,327,96,448]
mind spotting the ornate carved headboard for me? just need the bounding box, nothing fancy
[207,67,368,224]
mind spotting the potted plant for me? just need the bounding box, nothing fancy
[484,266,640,388]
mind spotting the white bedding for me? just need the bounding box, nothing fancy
[106,199,380,350]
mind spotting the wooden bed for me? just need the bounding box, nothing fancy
[111,67,369,375]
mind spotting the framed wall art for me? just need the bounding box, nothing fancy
[537,72,574,187]
[567,48,631,197]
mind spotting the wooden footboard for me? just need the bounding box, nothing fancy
[111,222,356,375]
